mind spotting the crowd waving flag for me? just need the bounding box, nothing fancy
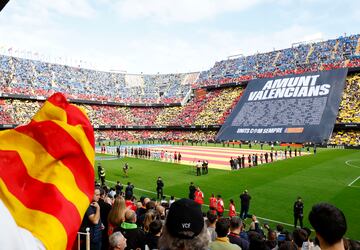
[0,93,95,249]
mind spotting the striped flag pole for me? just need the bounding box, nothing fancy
[0,93,95,250]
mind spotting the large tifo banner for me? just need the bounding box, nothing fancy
[217,68,348,143]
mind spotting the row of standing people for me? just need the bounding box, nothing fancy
[230,148,305,169]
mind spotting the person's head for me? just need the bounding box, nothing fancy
[215,218,230,237]
[156,205,166,219]
[278,241,298,250]
[99,187,106,199]
[244,189,248,194]
[143,197,150,206]
[293,228,308,249]
[127,182,131,186]
[276,224,284,233]
[109,231,127,250]
[143,209,157,232]
[267,230,277,241]
[149,219,163,236]
[158,177,162,180]
[297,196,302,202]
[93,187,101,202]
[230,199,234,205]
[308,203,347,247]
[108,196,127,226]
[158,198,209,250]
[229,216,243,233]
[146,200,156,210]
[206,211,217,226]
[125,209,136,223]
[217,195,221,200]
[125,192,132,201]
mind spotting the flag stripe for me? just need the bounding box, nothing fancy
[32,101,94,165]
[52,120,94,166]
[0,152,80,250]
[0,129,90,215]
[16,121,94,198]
[46,93,94,147]
[0,179,68,250]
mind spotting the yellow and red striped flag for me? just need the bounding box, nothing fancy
[0,93,95,249]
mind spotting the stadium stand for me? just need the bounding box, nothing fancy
[0,54,195,103]
[0,34,360,146]
[196,34,360,87]
[337,73,360,123]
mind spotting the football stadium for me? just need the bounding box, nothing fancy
[0,1,359,250]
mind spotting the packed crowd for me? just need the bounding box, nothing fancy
[83,180,359,250]
[95,130,218,142]
[328,130,360,146]
[0,87,243,128]
[337,73,360,123]
[196,34,360,87]
[0,54,196,103]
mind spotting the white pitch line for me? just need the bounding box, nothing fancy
[345,160,360,169]
[106,180,302,229]
[348,176,360,187]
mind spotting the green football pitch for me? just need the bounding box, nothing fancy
[96,147,360,240]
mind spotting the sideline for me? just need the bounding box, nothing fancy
[106,180,299,228]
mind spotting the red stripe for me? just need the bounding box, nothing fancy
[16,121,94,199]
[47,93,95,147]
[159,145,271,154]
[0,150,81,249]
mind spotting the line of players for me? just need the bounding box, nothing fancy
[229,148,305,169]
[114,146,182,163]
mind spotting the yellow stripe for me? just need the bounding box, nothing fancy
[0,179,68,250]
[32,101,94,165]
[33,101,67,123]
[52,121,95,166]
[0,130,90,216]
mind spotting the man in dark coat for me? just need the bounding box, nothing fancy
[293,196,304,228]
[240,190,251,219]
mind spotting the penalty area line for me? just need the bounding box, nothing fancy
[348,176,360,187]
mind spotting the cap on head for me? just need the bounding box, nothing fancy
[165,198,204,239]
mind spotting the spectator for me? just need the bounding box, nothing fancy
[145,220,163,250]
[308,203,347,250]
[80,187,102,250]
[109,232,127,250]
[115,209,146,250]
[158,198,210,250]
[108,197,127,236]
[206,211,218,242]
[210,218,241,250]
[228,216,249,250]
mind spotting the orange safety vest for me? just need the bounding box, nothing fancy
[209,197,217,209]
[229,203,236,217]
[217,199,224,213]
[194,190,204,204]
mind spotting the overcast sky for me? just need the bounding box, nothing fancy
[0,0,359,74]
